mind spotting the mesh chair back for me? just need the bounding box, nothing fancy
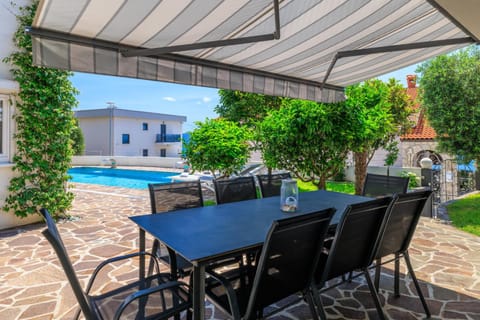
[244,208,335,319]
[148,181,203,213]
[376,190,432,259]
[362,173,409,198]
[214,176,257,204]
[317,197,395,283]
[257,172,292,198]
[40,209,95,319]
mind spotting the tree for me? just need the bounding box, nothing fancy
[2,1,78,218]
[417,46,480,163]
[215,90,286,128]
[71,118,85,155]
[259,100,354,189]
[183,118,252,178]
[346,79,413,194]
[216,90,288,175]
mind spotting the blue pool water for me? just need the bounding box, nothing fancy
[68,167,176,189]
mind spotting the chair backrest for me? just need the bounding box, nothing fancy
[316,196,396,284]
[257,172,292,198]
[40,209,96,320]
[376,190,432,259]
[362,173,409,198]
[213,176,257,204]
[244,208,336,319]
[148,181,203,213]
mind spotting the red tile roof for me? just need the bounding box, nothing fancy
[400,78,436,141]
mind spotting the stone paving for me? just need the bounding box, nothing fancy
[1,182,480,319]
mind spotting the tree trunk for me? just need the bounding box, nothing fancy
[354,150,369,195]
[316,175,327,190]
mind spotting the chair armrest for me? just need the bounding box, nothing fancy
[85,251,161,294]
[113,280,191,320]
[205,268,242,319]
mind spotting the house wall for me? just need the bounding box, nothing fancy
[0,0,42,229]
[369,148,403,167]
[78,117,111,155]
[71,155,183,168]
[113,117,183,157]
[367,136,404,167]
[400,140,445,168]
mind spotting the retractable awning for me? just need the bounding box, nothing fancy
[28,0,478,103]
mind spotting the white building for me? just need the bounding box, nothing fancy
[75,108,186,157]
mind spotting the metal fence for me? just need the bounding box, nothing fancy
[431,158,476,205]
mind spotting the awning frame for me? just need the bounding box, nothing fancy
[321,37,475,87]
[25,26,344,92]
[122,0,281,57]
[26,0,480,103]
[427,0,480,43]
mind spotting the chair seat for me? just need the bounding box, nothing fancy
[205,266,255,316]
[91,274,191,319]
[157,245,244,278]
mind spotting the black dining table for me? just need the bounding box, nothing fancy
[130,189,371,319]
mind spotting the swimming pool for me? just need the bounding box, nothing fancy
[68,167,177,189]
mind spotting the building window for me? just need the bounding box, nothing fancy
[160,149,166,157]
[142,149,148,157]
[122,134,130,144]
[142,122,148,131]
[0,96,9,162]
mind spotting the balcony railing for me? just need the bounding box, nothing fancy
[155,134,181,143]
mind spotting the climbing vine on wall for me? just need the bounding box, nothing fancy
[2,1,78,218]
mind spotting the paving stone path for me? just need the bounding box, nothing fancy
[0,182,479,319]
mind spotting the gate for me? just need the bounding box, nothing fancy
[431,159,476,206]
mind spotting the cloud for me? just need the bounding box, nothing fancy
[202,97,211,103]
[163,96,176,102]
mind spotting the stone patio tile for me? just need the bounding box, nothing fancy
[1,181,480,319]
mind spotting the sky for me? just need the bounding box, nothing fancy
[71,63,421,132]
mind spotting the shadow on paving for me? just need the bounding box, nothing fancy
[0,183,479,319]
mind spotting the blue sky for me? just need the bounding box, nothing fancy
[71,73,220,131]
[71,63,420,132]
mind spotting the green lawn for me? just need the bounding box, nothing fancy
[447,193,480,236]
[297,180,355,194]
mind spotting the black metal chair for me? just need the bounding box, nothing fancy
[214,176,257,204]
[205,208,336,320]
[256,172,292,198]
[148,181,203,279]
[373,190,433,317]
[40,208,191,320]
[314,196,397,320]
[362,173,409,198]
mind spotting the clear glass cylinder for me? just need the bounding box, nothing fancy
[280,179,298,212]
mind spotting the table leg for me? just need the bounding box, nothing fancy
[139,229,145,282]
[138,229,146,319]
[192,264,205,320]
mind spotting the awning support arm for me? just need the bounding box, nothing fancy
[321,37,475,88]
[122,0,281,57]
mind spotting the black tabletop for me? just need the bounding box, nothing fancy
[130,190,371,265]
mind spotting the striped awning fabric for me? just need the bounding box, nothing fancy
[29,0,478,103]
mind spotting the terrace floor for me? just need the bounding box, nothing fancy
[1,183,480,319]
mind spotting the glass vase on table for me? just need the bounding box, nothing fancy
[280,179,298,212]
